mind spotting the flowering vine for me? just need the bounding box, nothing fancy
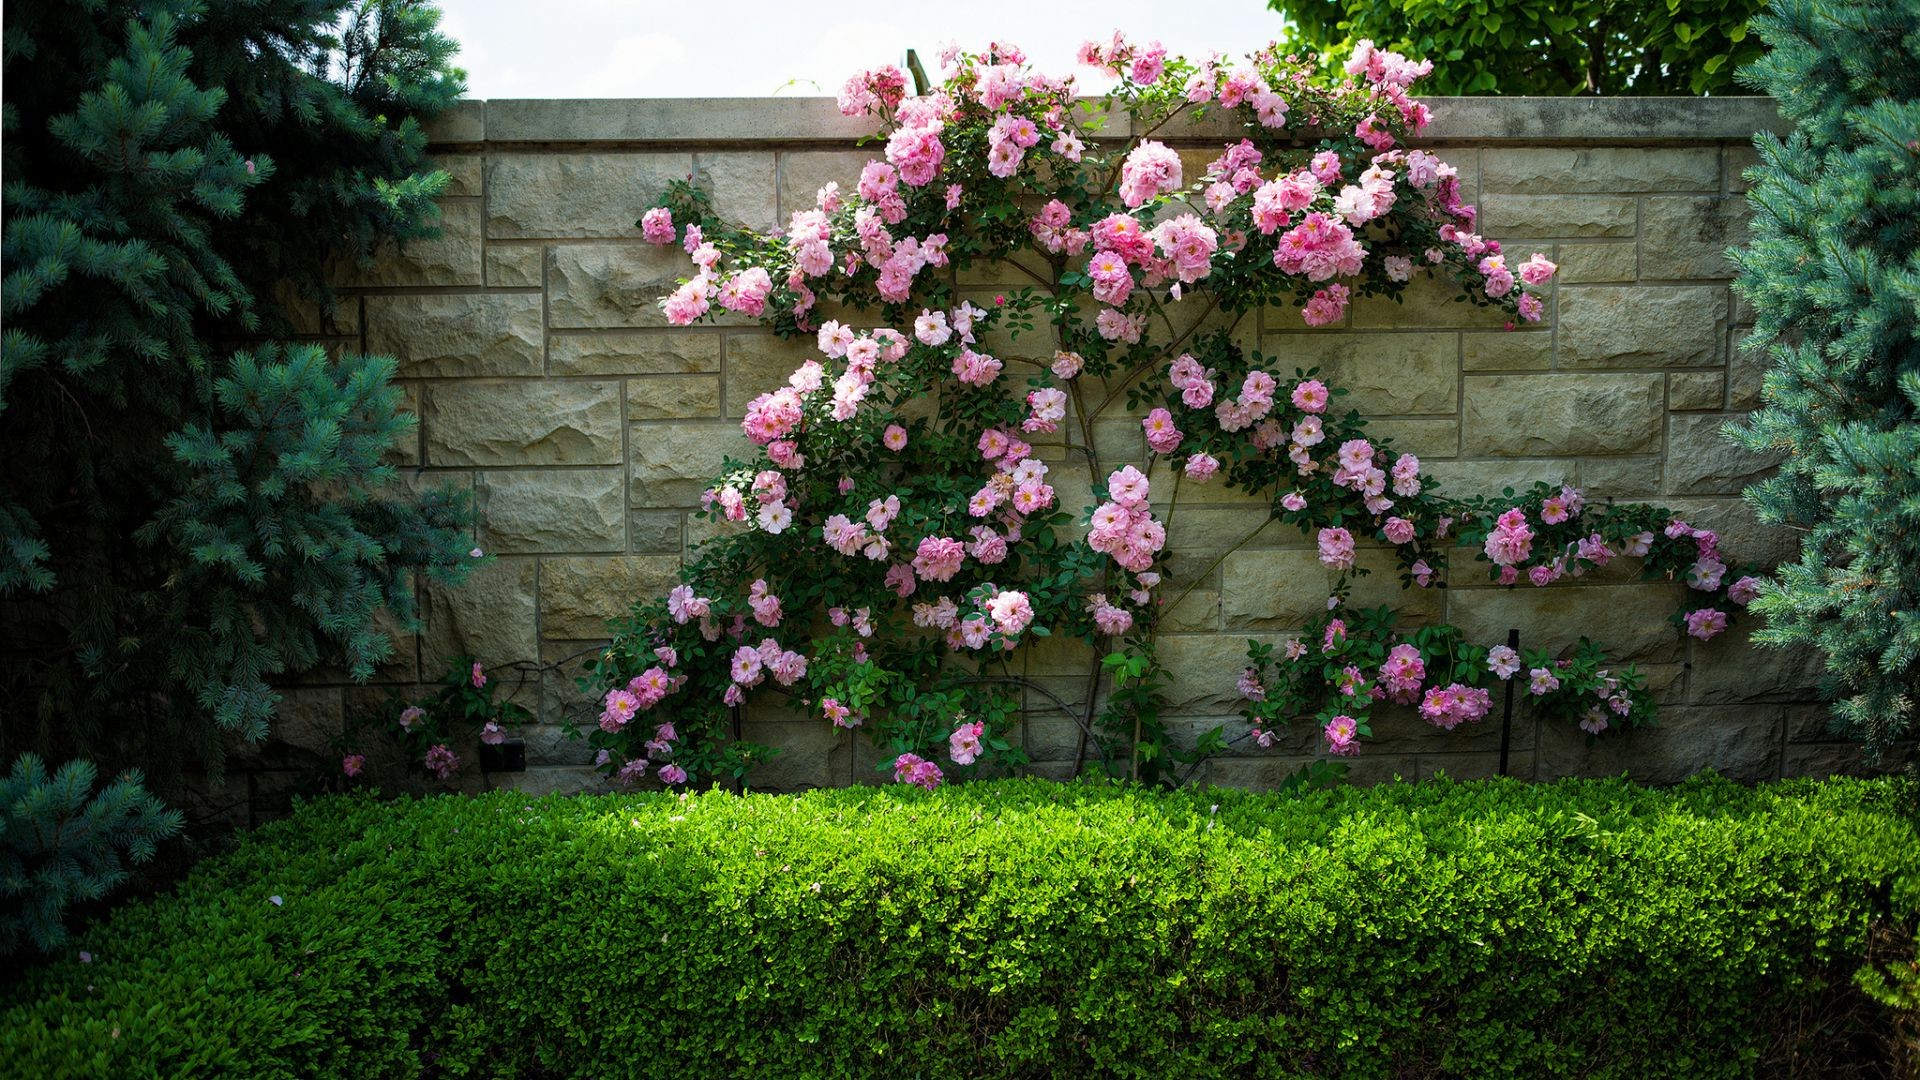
[578,35,1759,790]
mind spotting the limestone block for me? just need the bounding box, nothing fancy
[424,557,539,668]
[1726,145,1762,193]
[366,293,542,378]
[741,719,851,792]
[1423,459,1574,501]
[1363,418,1460,459]
[1481,147,1721,193]
[478,470,626,554]
[1156,631,1290,713]
[1444,581,1690,663]
[550,330,722,376]
[630,510,684,554]
[1222,548,1440,630]
[1558,286,1724,368]
[1462,330,1551,372]
[430,154,484,197]
[1350,272,1513,329]
[1554,242,1638,284]
[1481,195,1636,239]
[486,152,692,238]
[1277,331,1458,415]
[1640,196,1750,280]
[344,201,483,287]
[629,423,755,508]
[1687,620,1825,705]
[425,381,622,466]
[694,151,778,231]
[1463,374,1664,456]
[627,375,721,420]
[1535,705,1782,784]
[723,333,814,415]
[547,244,691,329]
[539,555,682,639]
[1657,496,1798,567]
[1667,371,1726,412]
[486,244,544,288]
[524,720,596,770]
[777,151,873,218]
[1578,457,1663,499]
[1663,413,1780,495]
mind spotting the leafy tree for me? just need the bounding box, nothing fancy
[1,753,183,955]
[1269,0,1767,94]
[0,0,477,785]
[1728,0,1920,770]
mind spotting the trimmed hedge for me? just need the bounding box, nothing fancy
[1,776,1914,1078]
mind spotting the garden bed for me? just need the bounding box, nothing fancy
[3,776,1915,1077]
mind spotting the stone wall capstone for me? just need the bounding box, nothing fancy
[230,94,1898,818]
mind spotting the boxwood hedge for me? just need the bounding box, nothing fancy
[1,775,1914,1078]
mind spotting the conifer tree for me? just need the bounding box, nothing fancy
[0,0,475,783]
[1,753,183,954]
[1729,0,1920,767]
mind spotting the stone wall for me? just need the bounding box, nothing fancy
[248,94,1887,815]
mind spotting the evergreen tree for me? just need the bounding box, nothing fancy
[1729,0,1920,768]
[1,753,184,954]
[0,0,475,784]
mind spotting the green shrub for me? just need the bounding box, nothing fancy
[0,777,1913,1077]
[1269,0,1766,95]
[0,754,183,955]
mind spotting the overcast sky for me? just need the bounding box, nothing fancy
[436,0,1294,99]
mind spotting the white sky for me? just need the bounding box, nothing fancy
[437,0,1294,99]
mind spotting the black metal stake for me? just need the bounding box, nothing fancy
[1498,628,1519,777]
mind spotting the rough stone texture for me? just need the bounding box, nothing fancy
[487,153,692,238]
[1462,330,1550,371]
[629,423,754,507]
[1558,286,1724,368]
[486,244,544,288]
[339,201,483,287]
[627,375,720,420]
[366,293,543,378]
[695,152,778,231]
[1463,374,1664,456]
[479,470,626,554]
[550,331,722,376]
[1481,147,1723,192]
[1664,413,1781,495]
[547,243,724,329]
[540,555,682,639]
[426,381,622,466]
[227,98,1847,812]
[1282,332,1458,415]
[1668,371,1726,412]
[1554,243,1638,284]
[1480,195,1636,239]
[1640,196,1750,280]
[424,558,538,669]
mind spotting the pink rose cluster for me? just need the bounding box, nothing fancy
[893,752,944,790]
[1419,684,1492,731]
[1117,139,1183,207]
[948,721,986,765]
[1087,465,1165,573]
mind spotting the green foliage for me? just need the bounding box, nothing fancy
[1269,0,1767,94]
[1,753,183,955]
[0,0,474,784]
[1727,0,1920,769]
[1,776,1912,1076]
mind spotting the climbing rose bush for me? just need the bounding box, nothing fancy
[578,35,1759,788]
